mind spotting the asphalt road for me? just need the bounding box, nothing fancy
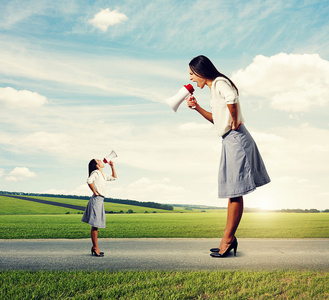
[1,238,328,271]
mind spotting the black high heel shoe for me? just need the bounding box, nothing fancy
[91,247,104,255]
[210,236,235,252]
[91,247,104,257]
[210,238,238,258]
[210,248,220,253]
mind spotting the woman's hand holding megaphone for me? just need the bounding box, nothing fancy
[186,96,197,109]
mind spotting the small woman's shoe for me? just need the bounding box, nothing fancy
[210,237,238,258]
[91,247,104,257]
[210,248,220,253]
[91,247,104,255]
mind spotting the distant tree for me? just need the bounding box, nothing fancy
[280,208,320,213]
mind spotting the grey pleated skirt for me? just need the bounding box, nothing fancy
[81,195,106,228]
[218,124,270,198]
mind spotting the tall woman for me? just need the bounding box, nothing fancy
[187,55,270,257]
[82,159,117,257]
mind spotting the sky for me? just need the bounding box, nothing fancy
[0,0,329,210]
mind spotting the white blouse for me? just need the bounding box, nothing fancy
[210,77,244,137]
[87,169,115,197]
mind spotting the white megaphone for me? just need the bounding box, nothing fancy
[103,150,118,163]
[166,84,195,112]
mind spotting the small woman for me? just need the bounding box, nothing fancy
[187,55,270,257]
[82,158,117,257]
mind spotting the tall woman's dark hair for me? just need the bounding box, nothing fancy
[88,159,98,176]
[189,55,239,95]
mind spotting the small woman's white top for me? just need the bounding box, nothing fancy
[87,169,116,197]
[210,77,244,137]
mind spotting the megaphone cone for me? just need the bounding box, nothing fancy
[103,150,118,163]
[166,84,194,112]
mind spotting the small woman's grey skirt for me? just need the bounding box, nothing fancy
[218,124,270,198]
[81,195,106,228]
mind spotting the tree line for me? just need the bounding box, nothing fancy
[279,208,325,213]
[0,191,174,211]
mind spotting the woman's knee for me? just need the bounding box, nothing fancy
[230,196,243,203]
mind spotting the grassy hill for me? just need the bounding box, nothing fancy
[0,195,173,215]
[0,195,217,215]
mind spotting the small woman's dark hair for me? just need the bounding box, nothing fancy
[88,159,98,176]
[189,55,239,95]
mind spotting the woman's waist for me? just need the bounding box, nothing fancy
[221,123,247,139]
[93,194,105,199]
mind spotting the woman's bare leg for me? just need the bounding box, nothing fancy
[219,196,244,254]
[91,227,100,254]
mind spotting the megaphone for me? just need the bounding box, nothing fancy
[103,150,118,163]
[166,84,195,112]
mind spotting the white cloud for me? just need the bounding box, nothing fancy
[0,169,4,177]
[0,87,47,108]
[276,176,308,184]
[232,53,329,112]
[41,188,68,195]
[68,184,91,196]
[249,131,283,144]
[252,123,329,172]
[20,131,76,155]
[41,185,91,197]
[245,123,329,210]
[5,167,37,181]
[111,177,186,203]
[179,122,213,131]
[88,8,128,32]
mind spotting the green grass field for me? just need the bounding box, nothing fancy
[0,195,183,215]
[1,270,328,299]
[1,195,329,239]
[1,207,328,239]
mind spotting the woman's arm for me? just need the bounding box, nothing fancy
[186,97,214,123]
[109,161,117,179]
[227,103,242,130]
[88,183,99,196]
